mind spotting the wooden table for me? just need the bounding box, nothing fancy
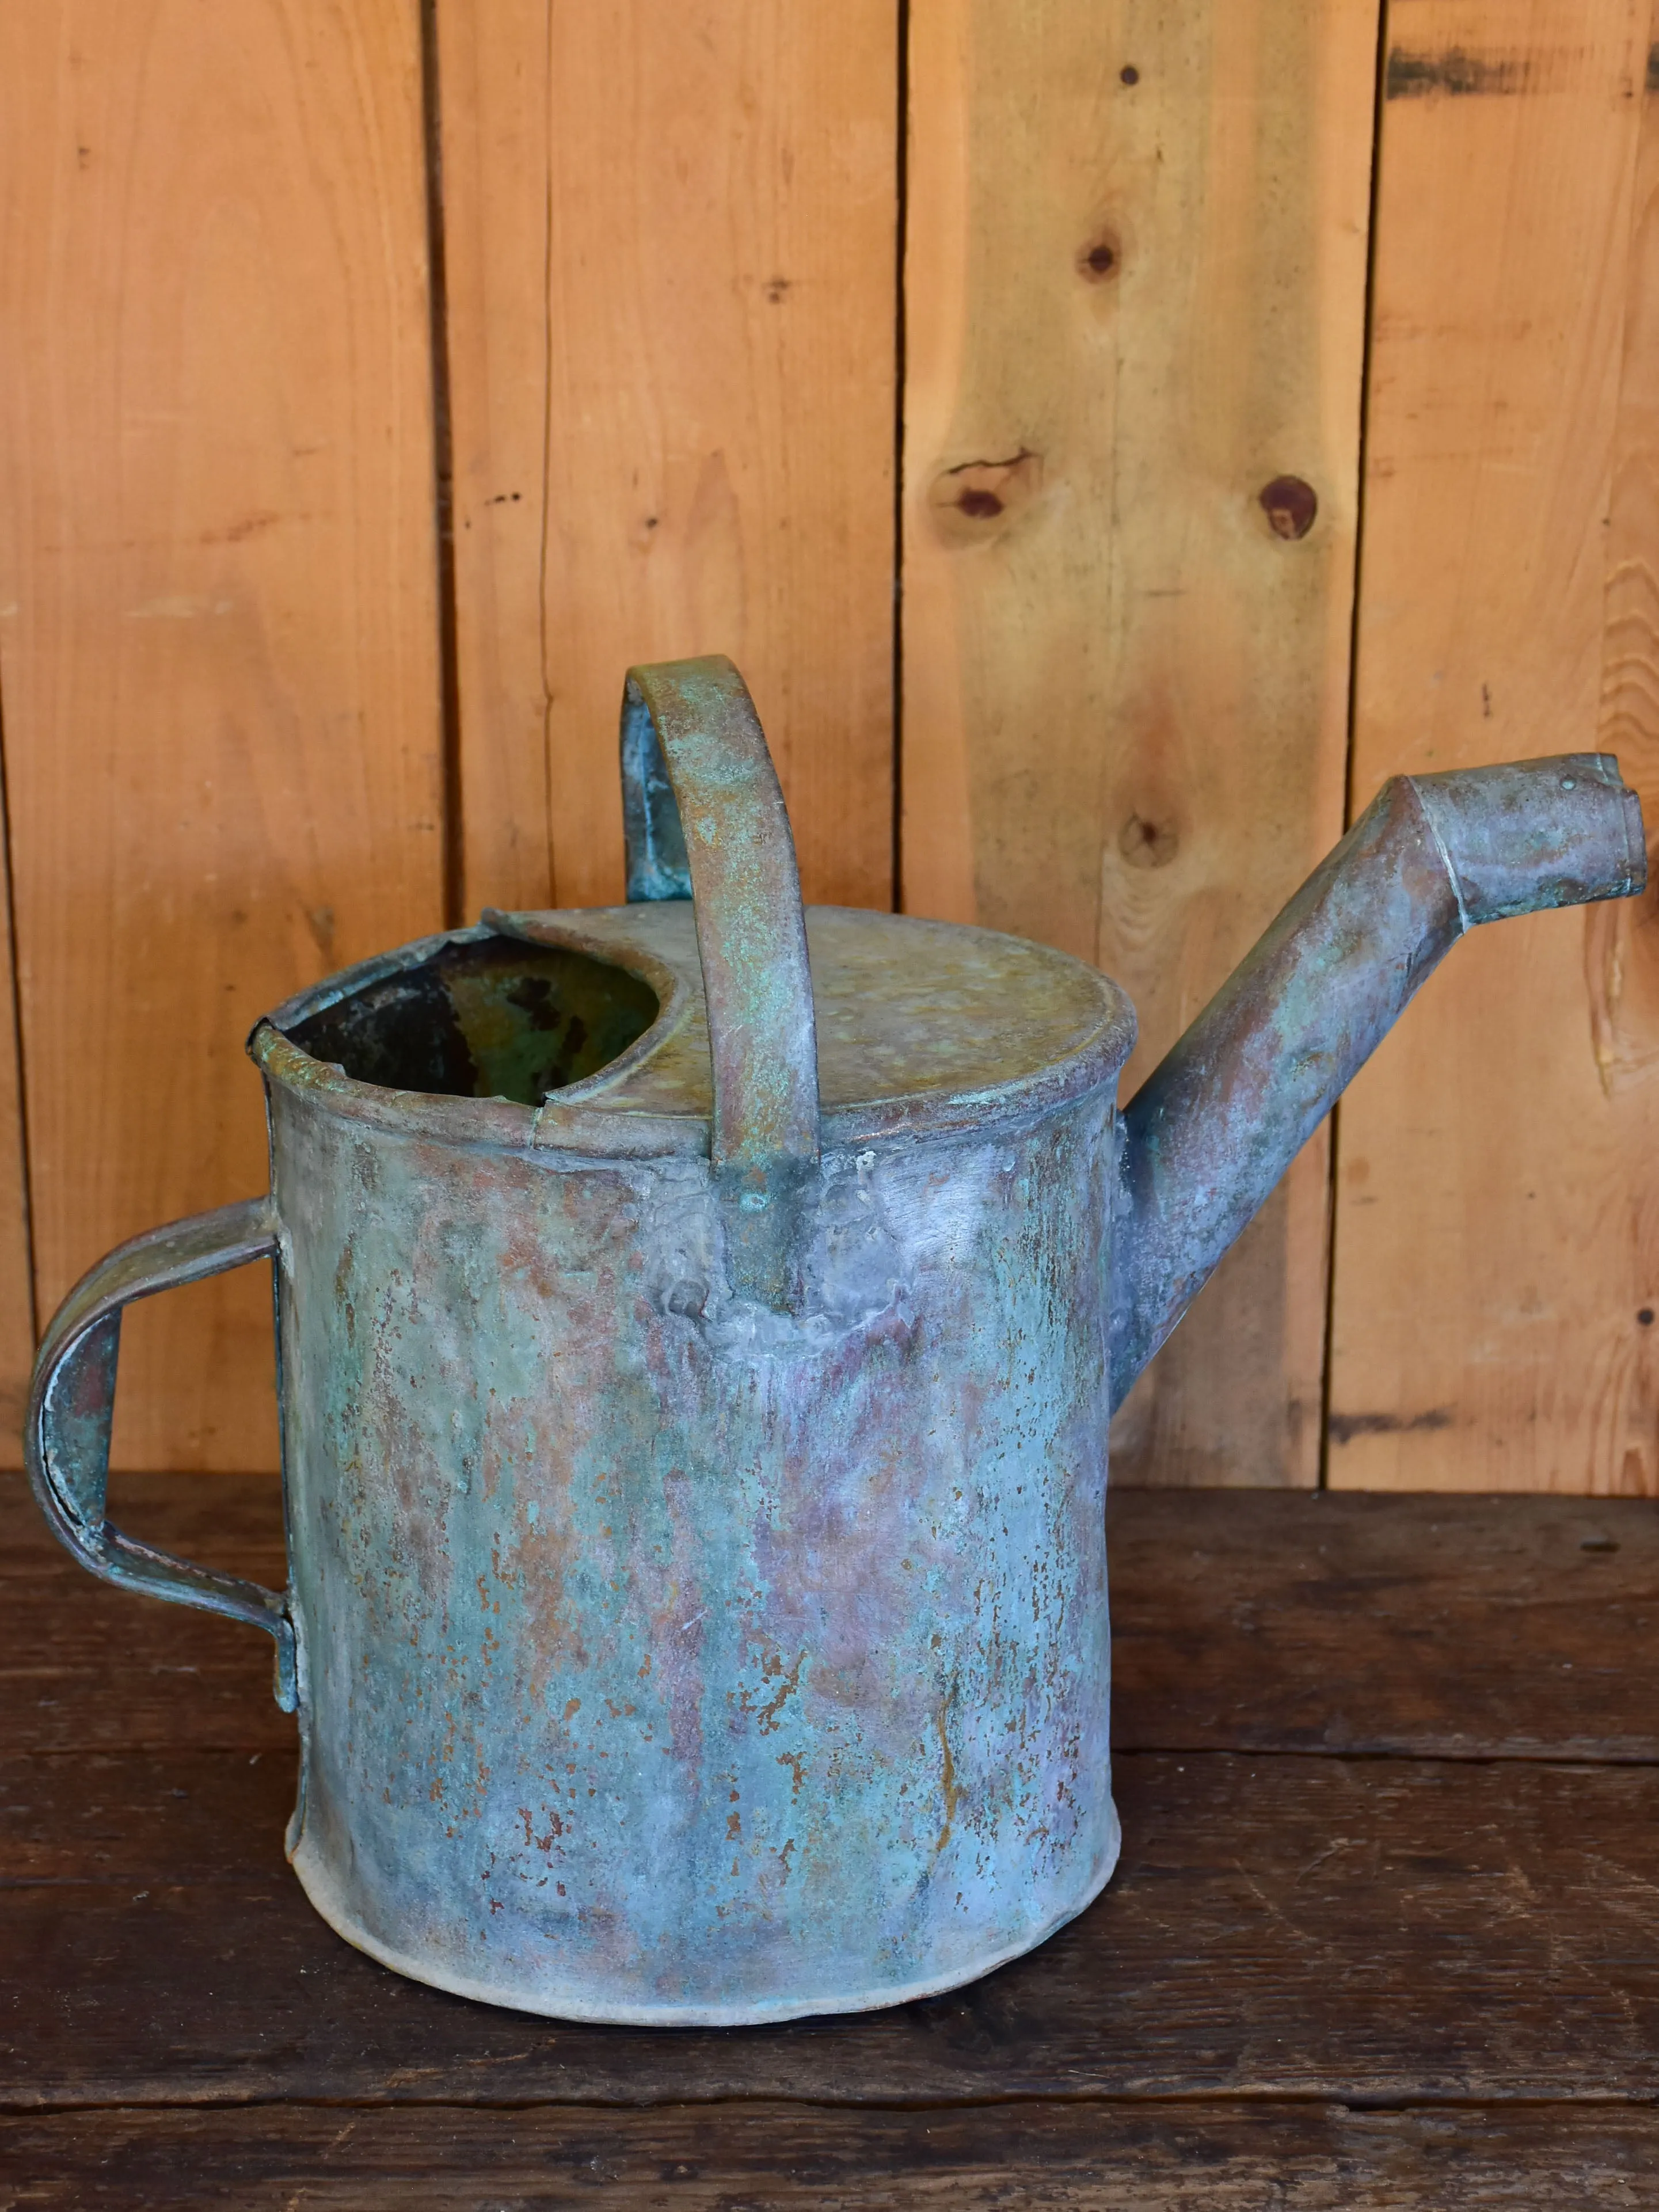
[3,1473,1657,2207]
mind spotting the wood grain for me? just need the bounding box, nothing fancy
[1329,0,1659,1490]
[0,2,445,1472]
[437,0,898,918]
[0,830,33,1469]
[5,1754,1658,2106]
[5,2100,1654,2210]
[901,0,1377,1485]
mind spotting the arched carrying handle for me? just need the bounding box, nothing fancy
[621,657,821,1305]
[25,1197,296,1710]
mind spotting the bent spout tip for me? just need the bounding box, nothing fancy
[1409,752,1647,923]
[1614,768,1647,900]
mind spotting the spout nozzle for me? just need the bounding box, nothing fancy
[1409,753,1645,924]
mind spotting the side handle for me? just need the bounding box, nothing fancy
[25,1197,296,1711]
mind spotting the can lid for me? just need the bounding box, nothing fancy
[254,898,1132,1158]
[252,657,1133,1157]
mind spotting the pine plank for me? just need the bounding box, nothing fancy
[436,0,898,917]
[0,1,445,1473]
[901,0,1376,1485]
[1330,0,1659,1490]
[0,827,33,1471]
[9,1476,1659,1762]
[3,2099,1654,2210]
[4,1753,1659,2107]
[429,0,553,916]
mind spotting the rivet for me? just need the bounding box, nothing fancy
[1561,776,1576,791]
[1120,63,1140,84]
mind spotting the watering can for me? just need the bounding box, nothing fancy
[26,657,1646,2025]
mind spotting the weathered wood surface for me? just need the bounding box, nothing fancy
[1329,0,1659,1491]
[901,0,1376,1487]
[5,2101,1655,2211]
[10,1476,1657,1762]
[5,1752,1659,2108]
[0,0,445,1474]
[437,0,898,920]
[5,1476,1659,2212]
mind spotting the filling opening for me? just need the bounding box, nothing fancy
[287,936,659,1106]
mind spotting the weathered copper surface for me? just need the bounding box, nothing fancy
[24,654,1647,2026]
[1110,755,1646,1403]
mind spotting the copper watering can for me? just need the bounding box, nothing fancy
[26,657,1647,2024]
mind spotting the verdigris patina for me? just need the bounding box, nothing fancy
[25,656,1646,2023]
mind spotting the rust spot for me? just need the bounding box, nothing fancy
[1386,46,1529,98]
[1327,1406,1453,1445]
[755,1651,804,1734]
[1118,814,1179,870]
[934,1706,961,1856]
[764,276,791,303]
[1259,475,1318,540]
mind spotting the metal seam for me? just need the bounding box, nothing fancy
[1403,776,1470,935]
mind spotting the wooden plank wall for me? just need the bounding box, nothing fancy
[435,0,898,919]
[0,1,1655,1491]
[1329,0,1659,1493]
[903,0,1376,1484]
[0,0,445,1469]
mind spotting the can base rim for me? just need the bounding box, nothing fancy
[288,1809,1123,2028]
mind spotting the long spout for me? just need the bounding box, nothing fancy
[1109,754,1646,1412]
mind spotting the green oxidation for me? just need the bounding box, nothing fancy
[1109,753,1647,1406]
[290,937,659,1107]
[272,1073,1117,2026]
[26,643,1647,2037]
[626,658,820,1176]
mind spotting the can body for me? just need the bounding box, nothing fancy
[270,1073,1118,2024]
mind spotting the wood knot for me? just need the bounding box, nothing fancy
[1118,814,1179,869]
[1259,476,1318,540]
[1078,233,1120,282]
[929,450,1042,542]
